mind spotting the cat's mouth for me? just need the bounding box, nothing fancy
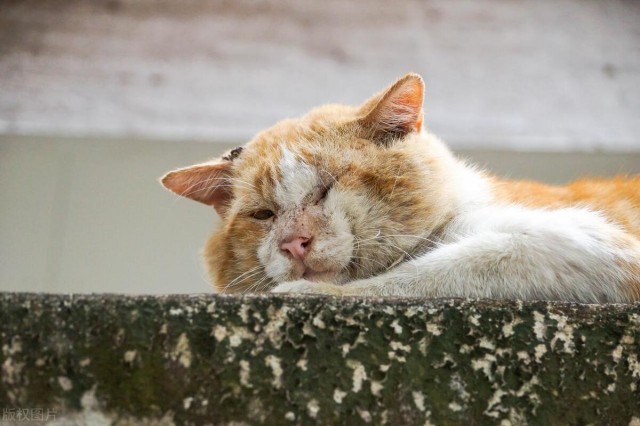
[302,267,340,282]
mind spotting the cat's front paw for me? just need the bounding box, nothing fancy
[271,280,344,296]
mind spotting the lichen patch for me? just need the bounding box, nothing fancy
[171,332,192,368]
[306,399,320,419]
[549,312,575,354]
[501,317,522,338]
[426,323,442,336]
[612,345,624,363]
[357,408,372,423]
[478,337,496,351]
[390,341,411,353]
[472,354,496,379]
[370,381,383,396]
[123,350,137,364]
[347,360,367,393]
[533,311,547,341]
[534,344,547,363]
[312,315,326,329]
[484,389,508,418]
[239,360,252,388]
[212,325,228,342]
[262,306,290,348]
[333,388,347,404]
[391,319,403,335]
[412,391,425,412]
[183,397,193,410]
[265,355,283,389]
[58,376,73,391]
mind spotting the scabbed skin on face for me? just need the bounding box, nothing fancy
[163,74,457,292]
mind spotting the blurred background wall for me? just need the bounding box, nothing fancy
[1,0,639,294]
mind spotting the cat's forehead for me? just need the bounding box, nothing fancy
[275,147,323,205]
[242,105,360,159]
[231,111,369,205]
[238,144,322,207]
[239,121,335,175]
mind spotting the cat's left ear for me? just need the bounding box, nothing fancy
[358,73,425,144]
[160,147,243,214]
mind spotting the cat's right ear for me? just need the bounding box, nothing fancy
[357,73,425,145]
[160,158,234,214]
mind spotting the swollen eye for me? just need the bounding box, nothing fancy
[253,209,275,220]
[317,186,330,203]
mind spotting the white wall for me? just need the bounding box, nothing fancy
[1,0,639,152]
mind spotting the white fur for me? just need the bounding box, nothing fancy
[361,206,629,302]
[257,231,290,282]
[274,148,319,208]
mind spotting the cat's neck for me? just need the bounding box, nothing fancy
[422,131,493,213]
[391,131,494,251]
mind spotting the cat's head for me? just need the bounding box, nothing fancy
[162,73,454,292]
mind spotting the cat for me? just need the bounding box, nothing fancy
[161,73,640,302]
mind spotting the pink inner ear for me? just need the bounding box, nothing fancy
[383,78,424,132]
[161,161,233,211]
[362,74,425,136]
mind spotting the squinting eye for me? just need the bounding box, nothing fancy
[253,209,275,220]
[317,186,330,203]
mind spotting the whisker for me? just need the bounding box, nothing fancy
[243,274,271,294]
[384,234,440,244]
[350,255,389,270]
[320,168,339,185]
[183,178,255,198]
[181,175,256,196]
[223,266,263,292]
[353,230,382,250]
[389,165,403,198]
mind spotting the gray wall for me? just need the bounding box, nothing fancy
[2,135,639,294]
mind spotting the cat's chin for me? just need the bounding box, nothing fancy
[302,268,340,283]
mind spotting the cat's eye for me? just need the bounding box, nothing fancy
[252,209,275,220]
[316,186,331,204]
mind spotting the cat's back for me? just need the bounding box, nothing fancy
[491,176,640,238]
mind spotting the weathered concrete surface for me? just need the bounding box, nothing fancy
[1,293,639,425]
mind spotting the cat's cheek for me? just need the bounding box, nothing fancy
[331,189,378,237]
[323,190,363,244]
[317,207,354,270]
[271,280,344,295]
[257,232,290,282]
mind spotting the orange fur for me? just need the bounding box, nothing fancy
[492,176,640,238]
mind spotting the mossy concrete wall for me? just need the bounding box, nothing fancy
[1,293,639,425]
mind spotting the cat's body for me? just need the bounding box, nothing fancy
[162,74,640,302]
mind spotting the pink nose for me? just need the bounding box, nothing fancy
[280,236,312,260]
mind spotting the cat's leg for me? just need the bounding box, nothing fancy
[273,209,640,302]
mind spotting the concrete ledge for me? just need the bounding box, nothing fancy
[1,293,639,425]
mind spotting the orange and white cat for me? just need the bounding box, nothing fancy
[162,73,640,302]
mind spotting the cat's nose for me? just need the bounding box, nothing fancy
[280,236,312,260]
